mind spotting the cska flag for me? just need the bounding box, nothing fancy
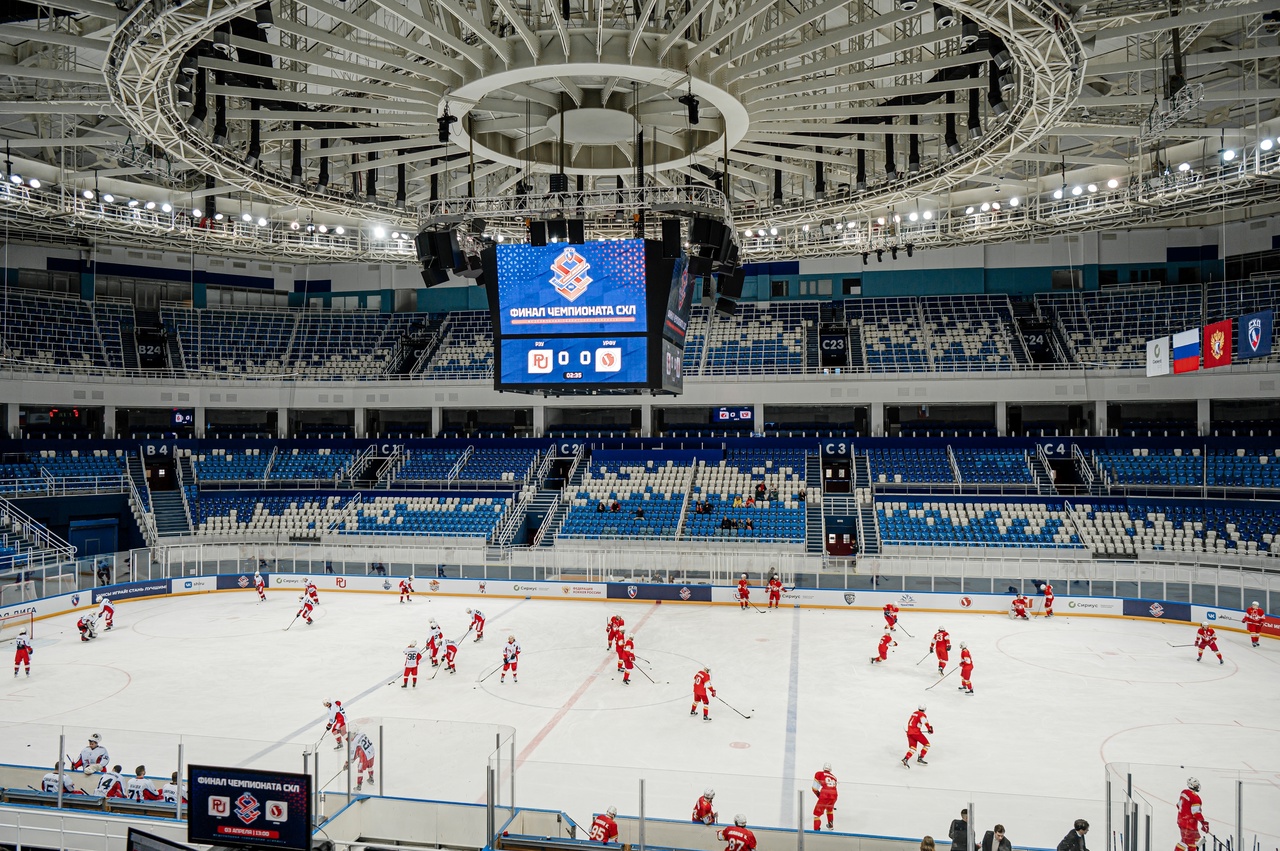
[1203,319,1232,369]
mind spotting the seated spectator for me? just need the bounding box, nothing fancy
[744,518,754,531]
[799,488,807,501]
[720,516,733,530]
[768,487,779,501]
[755,481,767,499]
[745,496,755,508]
[733,495,743,508]
[981,825,1011,851]
[610,500,621,512]
[922,838,936,851]
[596,501,607,513]
[634,506,645,519]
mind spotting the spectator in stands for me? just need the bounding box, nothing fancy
[755,482,767,499]
[720,516,733,530]
[980,824,1011,851]
[1057,820,1090,851]
[96,558,112,587]
[921,837,936,851]
[437,564,447,578]
[744,518,754,531]
[949,808,970,851]
[768,486,778,502]
[610,500,621,513]
[733,495,744,508]
[596,501,607,513]
[634,506,645,520]
[745,496,755,508]
[798,487,807,502]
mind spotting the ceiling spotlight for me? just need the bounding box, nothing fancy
[335,226,345,235]
[743,228,753,238]
[177,85,194,106]
[179,53,198,77]
[965,205,975,215]
[318,224,328,234]
[1052,189,1063,200]
[83,189,94,200]
[892,214,901,223]
[990,201,1000,210]
[980,201,991,212]
[391,231,400,240]
[373,225,386,239]
[990,40,1013,70]
[908,211,919,222]
[757,228,766,237]
[959,15,978,46]
[255,3,274,28]
[933,2,956,27]
[1221,148,1236,162]
[678,92,700,125]
[896,0,918,9]
[102,193,114,204]
[1106,178,1119,189]
[127,198,139,208]
[1087,183,1097,193]
[1261,139,1274,152]
[769,227,778,236]
[876,216,885,225]
[241,212,252,222]
[290,221,301,231]
[257,217,267,227]
[26,177,39,189]
[213,212,225,221]
[922,210,932,220]
[1009,197,1019,207]
[876,249,884,262]
[191,207,202,218]
[835,221,844,231]
[145,200,156,210]
[1071,185,1083,196]
[161,202,172,213]
[988,89,1009,116]
[306,224,316,233]
[1178,162,1191,172]
[212,28,232,55]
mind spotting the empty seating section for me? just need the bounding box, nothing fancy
[921,296,1021,370]
[270,448,354,481]
[290,313,417,377]
[685,450,807,542]
[457,447,539,482]
[163,307,297,375]
[877,500,1081,548]
[92,300,134,369]
[1207,449,1280,489]
[1,291,111,368]
[1069,501,1280,556]
[1038,285,1200,367]
[425,311,493,376]
[193,448,270,482]
[559,461,690,539]
[196,493,349,534]
[681,304,709,373]
[31,449,126,480]
[1207,280,1280,356]
[343,495,508,538]
[395,449,464,481]
[952,448,1032,484]
[702,302,812,375]
[1097,448,1202,486]
[867,446,954,483]
[860,298,930,371]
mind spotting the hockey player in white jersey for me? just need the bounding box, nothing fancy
[70,733,109,774]
[344,728,376,790]
[42,763,83,795]
[426,619,444,666]
[323,699,347,749]
[95,765,126,798]
[98,596,114,630]
[161,772,187,804]
[125,765,161,801]
[501,635,521,683]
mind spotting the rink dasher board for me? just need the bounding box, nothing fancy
[2,573,1273,639]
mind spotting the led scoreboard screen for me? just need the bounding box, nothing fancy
[485,238,686,393]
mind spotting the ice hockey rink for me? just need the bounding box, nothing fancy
[3,586,1279,851]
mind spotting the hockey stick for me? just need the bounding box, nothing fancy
[898,623,914,638]
[916,649,933,666]
[924,668,957,690]
[750,602,768,614]
[284,611,302,631]
[321,764,347,791]
[632,663,657,684]
[714,695,752,719]
[1167,642,1197,648]
[478,663,504,684]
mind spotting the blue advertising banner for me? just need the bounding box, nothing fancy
[606,582,713,602]
[499,336,648,386]
[1237,309,1273,359]
[1121,598,1191,621]
[495,240,648,336]
[217,573,263,591]
[93,580,171,603]
[187,765,312,851]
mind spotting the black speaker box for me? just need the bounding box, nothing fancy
[661,219,682,258]
[689,217,712,246]
[567,219,585,244]
[414,231,433,263]
[429,230,461,271]
[714,296,738,317]
[719,266,745,299]
[547,220,568,243]
[688,254,712,278]
[529,221,547,246]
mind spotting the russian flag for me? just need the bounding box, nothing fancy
[1172,328,1200,373]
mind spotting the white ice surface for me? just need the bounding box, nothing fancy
[3,589,1279,851]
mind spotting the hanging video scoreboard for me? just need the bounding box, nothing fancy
[483,239,689,393]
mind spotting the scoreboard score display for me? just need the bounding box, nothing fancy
[187,765,312,851]
[484,238,691,393]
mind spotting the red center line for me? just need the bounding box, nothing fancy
[515,602,662,768]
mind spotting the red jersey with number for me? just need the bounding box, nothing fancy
[589,814,619,843]
[719,825,757,851]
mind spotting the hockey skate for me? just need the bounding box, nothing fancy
[703,714,711,721]
[401,682,407,688]
[334,742,343,750]
[901,756,911,768]
[513,675,517,683]
[916,757,928,765]
[691,709,698,716]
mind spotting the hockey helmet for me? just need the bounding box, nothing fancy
[606,806,618,818]
[409,640,417,647]
[823,762,832,772]
[430,619,438,628]
[507,634,516,642]
[959,641,967,649]
[18,629,26,637]
[466,608,474,615]
[741,573,747,579]
[89,733,101,745]
[918,703,927,712]
[1201,621,1210,629]
[1188,777,1201,792]
[1039,584,1047,591]
[734,815,747,827]
[322,700,332,708]
[704,788,715,799]
[408,575,415,583]
[938,625,945,631]
[1252,601,1260,608]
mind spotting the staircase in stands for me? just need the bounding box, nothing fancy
[152,491,192,535]
[854,453,881,555]
[535,446,587,546]
[805,451,824,554]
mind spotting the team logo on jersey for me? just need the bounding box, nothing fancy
[679,587,692,601]
[843,593,856,605]
[897,594,917,607]
[1148,602,1165,618]
[237,575,250,588]
[960,597,973,608]
[429,580,440,592]
[549,247,593,302]
[479,581,487,593]
[627,585,638,599]
[335,578,347,589]
[235,792,260,824]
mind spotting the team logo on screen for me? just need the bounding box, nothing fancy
[1249,317,1263,352]
[235,792,261,824]
[595,347,622,372]
[528,350,555,374]
[1148,602,1164,618]
[549,247,593,301]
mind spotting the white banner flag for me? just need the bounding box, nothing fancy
[1146,336,1171,376]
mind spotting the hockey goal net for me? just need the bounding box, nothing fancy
[0,610,33,642]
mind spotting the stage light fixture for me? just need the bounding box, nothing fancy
[1087,183,1097,193]
[896,0,918,9]
[83,189,94,200]
[289,220,299,230]
[191,207,202,218]
[213,212,225,221]
[769,226,778,236]
[1071,185,1083,196]
[991,201,1000,210]
[1107,178,1119,189]
[934,3,956,27]
[1052,189,1063,199]
[876,249,884,262]
[241,212,252,222]
[1178,162,1191,172]
[438,106,458,144]
[102,193,114,203]
[145,200,156,210]
[923,210,933,220]
[1263,138,1275,152]
[909,211,918,222]
[161,202,172,213]
[373,226,387,239]
[1009,197,1019,207]
[26,178,38,189]
[335,226,345,235]
[255,3,274,28]
[965,206,975,214]
[980,202,990,212]
[959,16,978,46]
[257,217,267,227]
[1221,148,1236,162]
[906,243,914,257]
[678,92,700,125]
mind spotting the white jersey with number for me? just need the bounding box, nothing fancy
[327,701,346,726]
[351,732,375,760]
[42,771,78,793]
[161,781,186,803]
[125,776,158,801]
[76,745,109,771]
[404,647,421,667]
[503,641,521,663]
[428,625,444,645]
[98,600,114,617]
[95,771,124,797]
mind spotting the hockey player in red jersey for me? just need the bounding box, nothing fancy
[811,762,837,831]
[13,629,32,677]
[254,571,266,602]
[399,576,414,603]
[402,641,421,688]
[427,619,443,665]
[1176,777,1209,851]
[767,577,784,608]
[901,704,933,767]
[501,635,521,683]
[1011,595,1029,620]
[78,615,97,642]
[692,788,718,824]
[297,595,316,626]
[737,575,750,610]
[691,666,716,720]
[958,643,974,694]
[1195,623,1223,664]
[442,638,459,673]
[619,633,635,684]
[930,627,951,674]
[1040,583,1055,617]
[467,608,485,641]
[323,699,347,749]
[1244,602,1265,647]
[717,815,757,851]
[589,806,619,843]
[871,631,897,664]
[98,596,114,630]
[883,603,900,631]
[607,614,625,649]
[305,581,319,606]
